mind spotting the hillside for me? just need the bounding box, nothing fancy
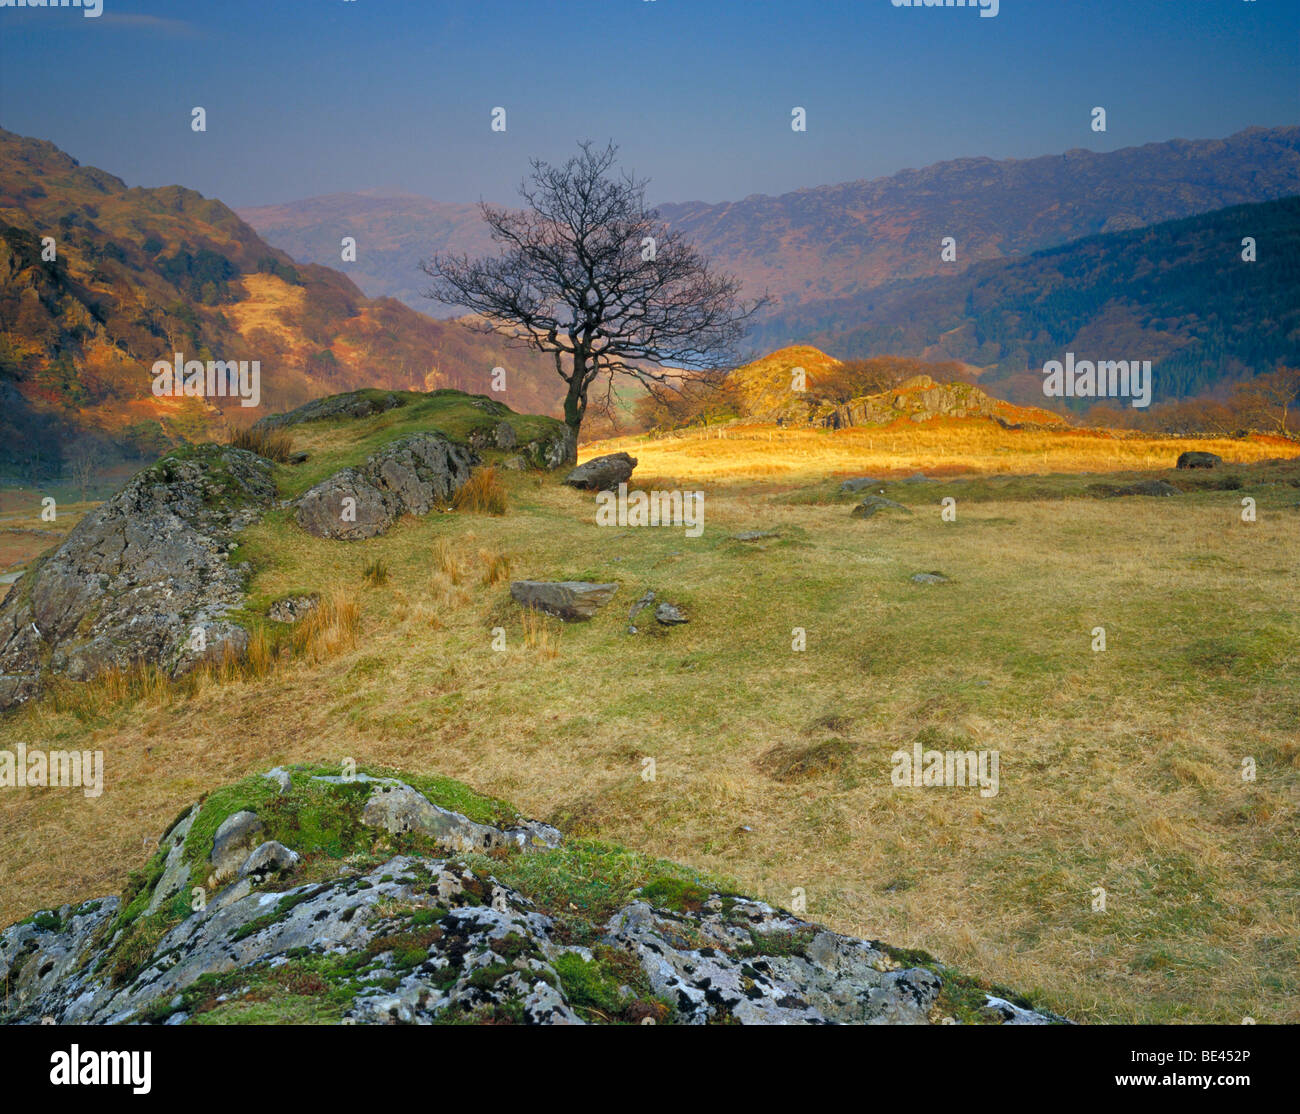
[776,196,1300,407]
[241,128,1300,334]
[1,393,1296,1024]
[0,130,564,480]
[672,127,1300,322]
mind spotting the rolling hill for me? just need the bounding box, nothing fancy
[0,130,565,480]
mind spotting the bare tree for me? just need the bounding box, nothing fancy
[421,141,763,459]
[1232,367,1300,438]
[65,439,105,502]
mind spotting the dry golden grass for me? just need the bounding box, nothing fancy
[2,424,1297,1025]
[290,589,361,662]
[224,273,308,344]
[519,607,561,659]
[585,419,1299,485]
[453,466,508,515]
[229,426,294,463]
[479,548,512,586]
[431,537,462,584]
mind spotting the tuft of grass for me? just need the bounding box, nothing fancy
[756,739,854,783]
[520,607,560,659]
[453,466,508,515]
[229,426,294,463]
[431,538,462,584]
[291,588,360,662]
[362,559,389,587]
[479,548,511,586]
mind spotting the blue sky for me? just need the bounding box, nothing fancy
[1,0,1296,208]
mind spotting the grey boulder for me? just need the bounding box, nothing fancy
[564,452,637,492]
[0,445,276,710]
[1177,451,1222,469]
[510,581,618,621]
[210,811,266,884]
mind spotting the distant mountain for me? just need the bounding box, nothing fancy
[781,196,1300,408]
[237,190,494,314]
[241,128,1300,331]
[670,127,1300,325]
[0,131,563,480]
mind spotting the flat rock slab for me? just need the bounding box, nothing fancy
[839,477,881,493]
[910,572,949,585]
[511,581,618,621]
[731,530,780,541]
[851,496,912,519]
[564,452,637,492]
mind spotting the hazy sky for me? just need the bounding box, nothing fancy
[1,0,1296,208]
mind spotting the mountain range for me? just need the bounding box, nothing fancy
[781,195,1300,407]
[241,126,1300,325]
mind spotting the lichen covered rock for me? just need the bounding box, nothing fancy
[0,765,1067,1027]
[0,445,276,709]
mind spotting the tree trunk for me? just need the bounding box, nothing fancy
[561,354,588,466]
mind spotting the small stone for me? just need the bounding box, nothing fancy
[838,477,879,493]
[210,811,266,883]
[910,572,949,584]
[238,841,300,883]
[654,603,688,625]
[851,496,911,519]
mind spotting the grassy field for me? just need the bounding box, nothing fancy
[1,415,1298,1024]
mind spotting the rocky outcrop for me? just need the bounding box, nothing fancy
[564,452,637,492]
[256,390,570,471]
[510,580,619,621]
[1177,451,1223,469]
[820,377,999,430]
[294,433,479,540]
[0,766,1067,1026]
[0,445,277,710]
[253,390,411,431]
